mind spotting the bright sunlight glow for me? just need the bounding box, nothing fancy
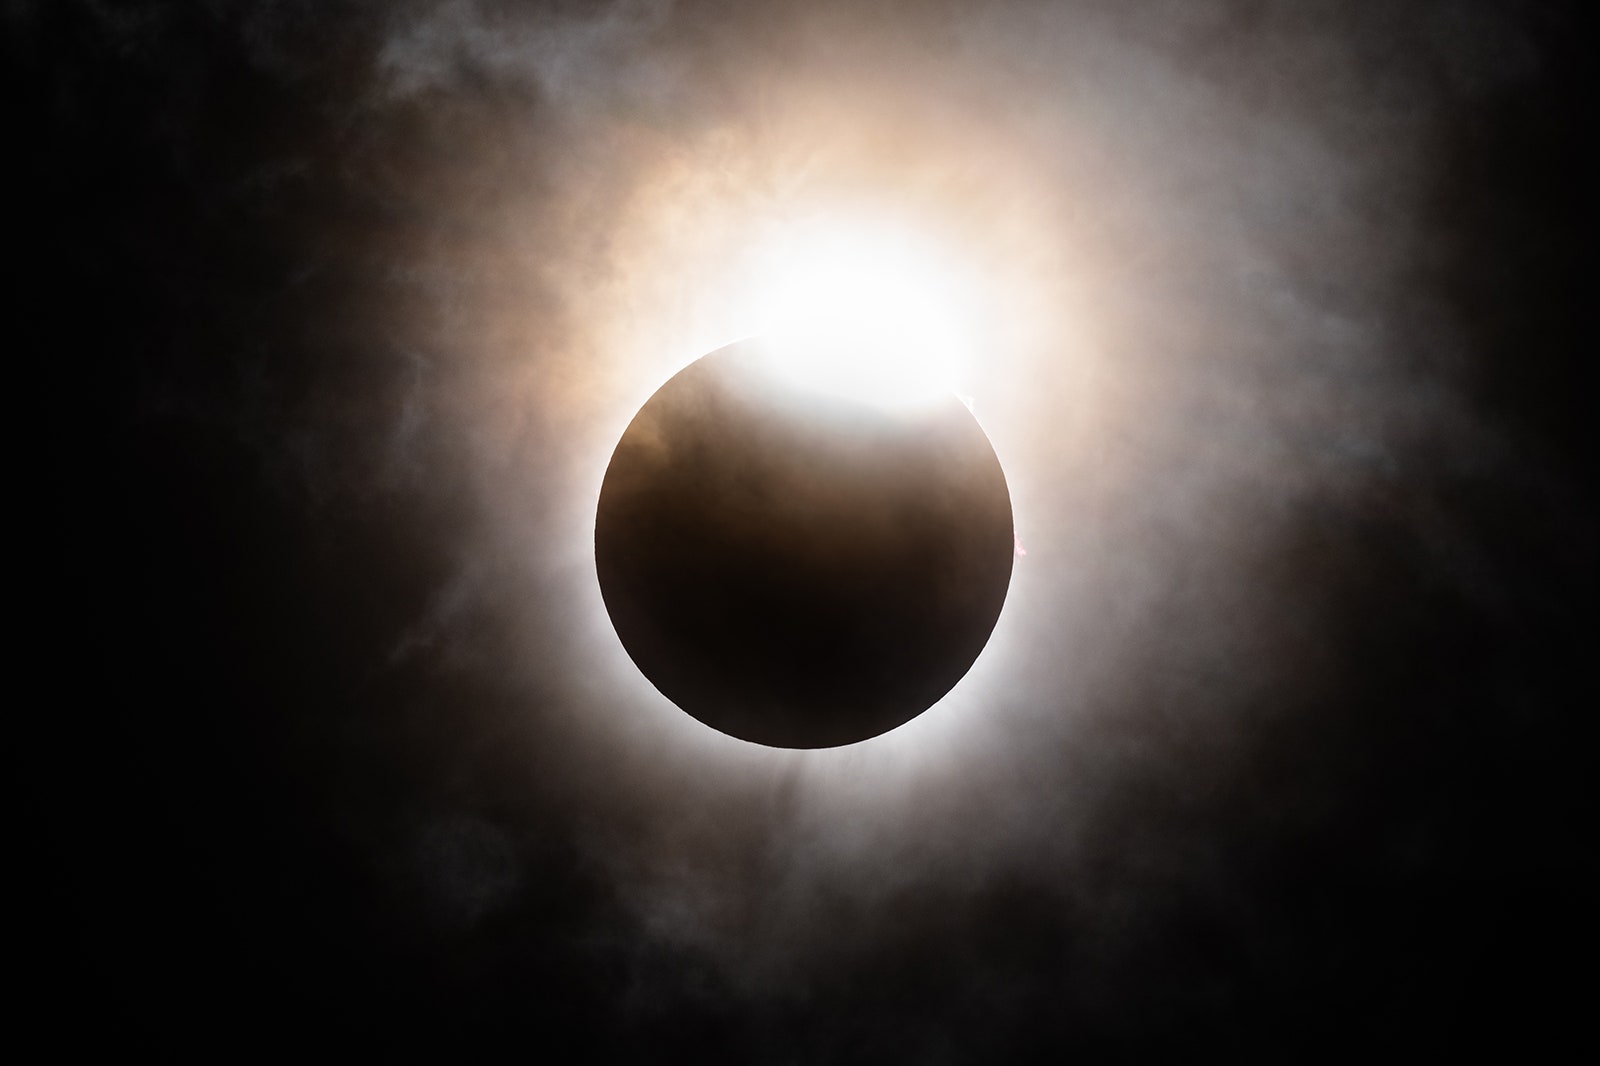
[746,218,981,409]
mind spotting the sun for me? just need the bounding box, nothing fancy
[744,216,981,410]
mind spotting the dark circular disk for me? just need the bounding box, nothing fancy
[595,338,1014,748]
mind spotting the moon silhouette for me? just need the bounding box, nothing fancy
[595,338,1014,748]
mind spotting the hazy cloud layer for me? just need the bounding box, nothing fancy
[35,0,1587,1057]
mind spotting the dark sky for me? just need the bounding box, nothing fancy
[26,1,1590,1060]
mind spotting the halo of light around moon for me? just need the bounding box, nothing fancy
[595,337,1015,748]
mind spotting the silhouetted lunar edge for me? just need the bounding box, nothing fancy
[595,338,1014,748]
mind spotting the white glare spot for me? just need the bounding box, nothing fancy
[748,218,980,409]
